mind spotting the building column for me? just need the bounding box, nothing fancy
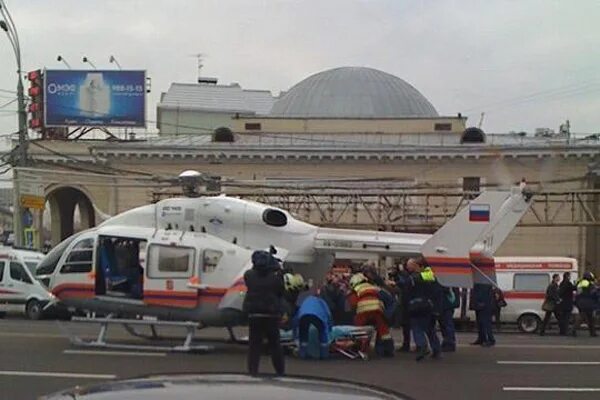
[34,208,43,251]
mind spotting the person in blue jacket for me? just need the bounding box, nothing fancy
[293,295,333,359]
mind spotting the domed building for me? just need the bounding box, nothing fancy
[233,66,465,136]
[269,67,438,118]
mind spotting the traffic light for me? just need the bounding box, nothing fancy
[27,69,44,130]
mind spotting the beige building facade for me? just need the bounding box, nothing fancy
[20,136,600,273]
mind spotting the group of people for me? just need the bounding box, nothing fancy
[540,271,598,337]
[242,251,465,376]
[242,249,599,376]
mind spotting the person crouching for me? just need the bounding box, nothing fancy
[348,273,395,357]
[293,295,333,359]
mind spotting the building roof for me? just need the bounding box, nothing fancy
[87,133,599,163]
[158,83,275,115]
[269,67,439,118]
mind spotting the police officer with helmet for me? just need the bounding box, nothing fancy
[405,257,442,361]
[571,271,598,337]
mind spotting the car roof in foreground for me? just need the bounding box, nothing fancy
[40,373,412,400]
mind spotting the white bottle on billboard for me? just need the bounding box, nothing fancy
[79,73,110,117]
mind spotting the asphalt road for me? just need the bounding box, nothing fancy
[1,316,599,400]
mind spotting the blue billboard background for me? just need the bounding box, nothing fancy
[44,70,146,127]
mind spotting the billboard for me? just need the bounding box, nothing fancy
[44,69,146,127]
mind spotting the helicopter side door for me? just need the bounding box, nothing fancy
[143,234,199,309]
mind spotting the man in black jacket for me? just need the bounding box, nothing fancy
[406,258,442,361]
[243,250,285,376]
[558,271,576,335]
[539,273,561,336]
[392,266,413,351]
[438,286,460,351]
[470,283,495,347]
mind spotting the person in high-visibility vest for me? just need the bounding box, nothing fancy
[406,258,443,361]
[571,271,598,337]
[348,272,395,357]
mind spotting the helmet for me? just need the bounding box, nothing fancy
[283,273,295,291]
[284,273,307,292]
[583,271,595,281]
[350,273,367,289]
[292,273,306,290]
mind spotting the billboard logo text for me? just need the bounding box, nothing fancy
[46,83,77,95]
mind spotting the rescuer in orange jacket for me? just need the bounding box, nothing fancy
[348,272,394,357]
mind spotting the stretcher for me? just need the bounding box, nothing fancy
[281,325,375,360]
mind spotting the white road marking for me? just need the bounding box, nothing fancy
[0,332,65,339]
[0,371,115,379]
[498,361,600,365]
[504,387,600,392]
[63,349,166,357]
[458,344,600,350]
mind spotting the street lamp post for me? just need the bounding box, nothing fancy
[1,0,28,247]
[0,0,27,167]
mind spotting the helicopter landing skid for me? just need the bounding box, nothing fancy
[57,316,215,353]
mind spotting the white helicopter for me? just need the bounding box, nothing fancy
[36,175,531,351]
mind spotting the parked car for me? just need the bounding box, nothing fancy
[0,246,54,320]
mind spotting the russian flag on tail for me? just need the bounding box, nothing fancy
[469,204,490,222]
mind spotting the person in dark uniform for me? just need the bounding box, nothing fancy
[438,286,460,352]
[470,283,495,347]
[491,286,507,331]
[539,273,561,336]
[243,250,285,376]
[558,271,576,335]
[406,258,442,361]
[571,272,598,337]
[394,266,413,351]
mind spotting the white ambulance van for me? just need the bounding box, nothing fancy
[0,247,54,320]
[494,257,578,333]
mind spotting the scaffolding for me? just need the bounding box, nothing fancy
[151,188,600,231]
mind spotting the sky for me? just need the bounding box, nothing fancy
[1,0,600,140]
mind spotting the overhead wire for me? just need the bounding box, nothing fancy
[29,141,155,176]
[461,79,600,113]
[0,98,17,109]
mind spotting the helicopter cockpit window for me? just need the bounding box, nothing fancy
[61,238,94,274]
[35,234,79,276]
[147,244,194,278]
[203,250,223,273]
[263,209,288,227]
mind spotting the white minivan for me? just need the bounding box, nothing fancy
[494,257,579,333]
[0,247,54,320]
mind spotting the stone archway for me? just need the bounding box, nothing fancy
[46,186,96,245]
